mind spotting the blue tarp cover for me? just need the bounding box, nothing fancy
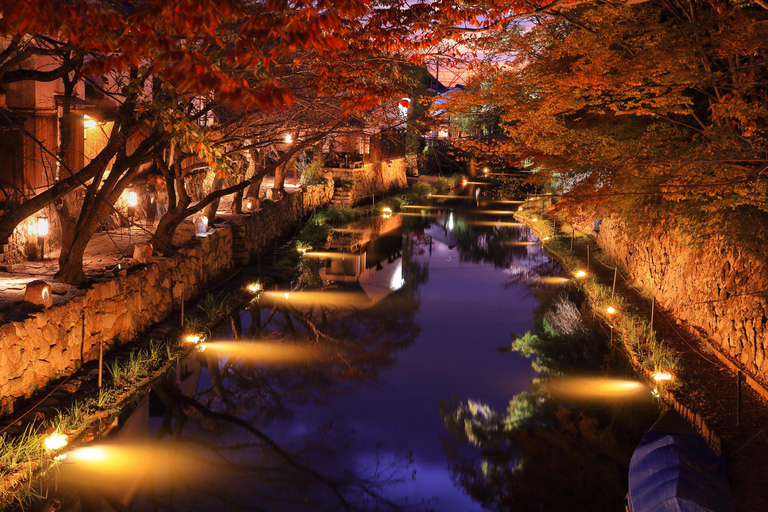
[628,429,734,512]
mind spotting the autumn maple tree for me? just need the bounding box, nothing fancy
[444,0,768,245]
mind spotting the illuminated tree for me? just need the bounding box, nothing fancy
[445,1,768,244]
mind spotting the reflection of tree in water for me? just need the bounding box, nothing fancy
[42,237,430,512]
[440,288,659,512]
[453,218,532,269]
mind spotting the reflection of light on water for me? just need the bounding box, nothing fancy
[447,212,454,231]
[501,241,538,246]
[305,251,359,259]
[390,261,405,291]
[536,277,571,285]
[64,443,205,491]
[470,221,525,227]
[546,377,648,400]
[72,447,108,462]
[261,290,370,307]
[201,341,327,364]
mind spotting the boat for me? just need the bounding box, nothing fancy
[627,409,734,512]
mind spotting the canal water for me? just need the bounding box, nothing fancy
[40,194,659,512]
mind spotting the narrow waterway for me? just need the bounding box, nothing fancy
[38,193,659,512]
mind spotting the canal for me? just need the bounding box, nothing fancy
[40,193,659,512]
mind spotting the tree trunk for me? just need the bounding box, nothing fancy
[203,176,225,224]
[273,153,299,195]
[153,158,191,255]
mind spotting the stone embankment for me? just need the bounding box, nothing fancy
[0,183,334,415]
[569,208,768,386]
[326,158,408,207]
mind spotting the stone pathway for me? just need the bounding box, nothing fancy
[0,178,304,322]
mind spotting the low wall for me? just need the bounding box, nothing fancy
[326,158,408,205]
[222,182,334,265]
[569,208,768,382]
[0,185,333,415]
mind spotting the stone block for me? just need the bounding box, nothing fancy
[172,220,196,246]
[23,280,53,309]
[133,242,154,263]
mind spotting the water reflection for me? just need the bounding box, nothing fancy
[440,288,660,512]
[26,199,647,512]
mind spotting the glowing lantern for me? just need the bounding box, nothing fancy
[461,178,468,187]
[83,114,98,130]
[574,270,587,278]
[247,282,263,293]
[127,191,139,207]
[531,217,538,222]
[184,333,205,344]
[37,216,49,237]
[44,433,68,451]
[284,133,293,144]
[483,167,489,174]
[652,371,673,382]
[606,306,616,315]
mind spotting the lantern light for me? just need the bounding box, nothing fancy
[531,217,538,222]
[284,133,293,144]
[574,270,587,278]
[652,371,673,382]
[483,167,489,174]
[44,433,68,452]
[37,216,49,237]
[382,206,393,218]
[127,191,138,208]
[462,178,468,187]
[83,114,98,130]
[184,333,205,344]
[247,282,263,293]
[606,306,616,315]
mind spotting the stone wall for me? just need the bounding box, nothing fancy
[222,182,334,265]
[0,184,333,414]
[570,209,768,382]
[326,157,408,205]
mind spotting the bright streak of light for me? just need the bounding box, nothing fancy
[72,447,108,462]
[402,205,516,215]
[536,277,571,285]
[465,221,525,227]
[304,251,358,259]
[447,212,455,231]
[500,241,538,246]
[63,443,205,491]
[261,290,370,307]
[547,377,648,400]
[200,341,328,364]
